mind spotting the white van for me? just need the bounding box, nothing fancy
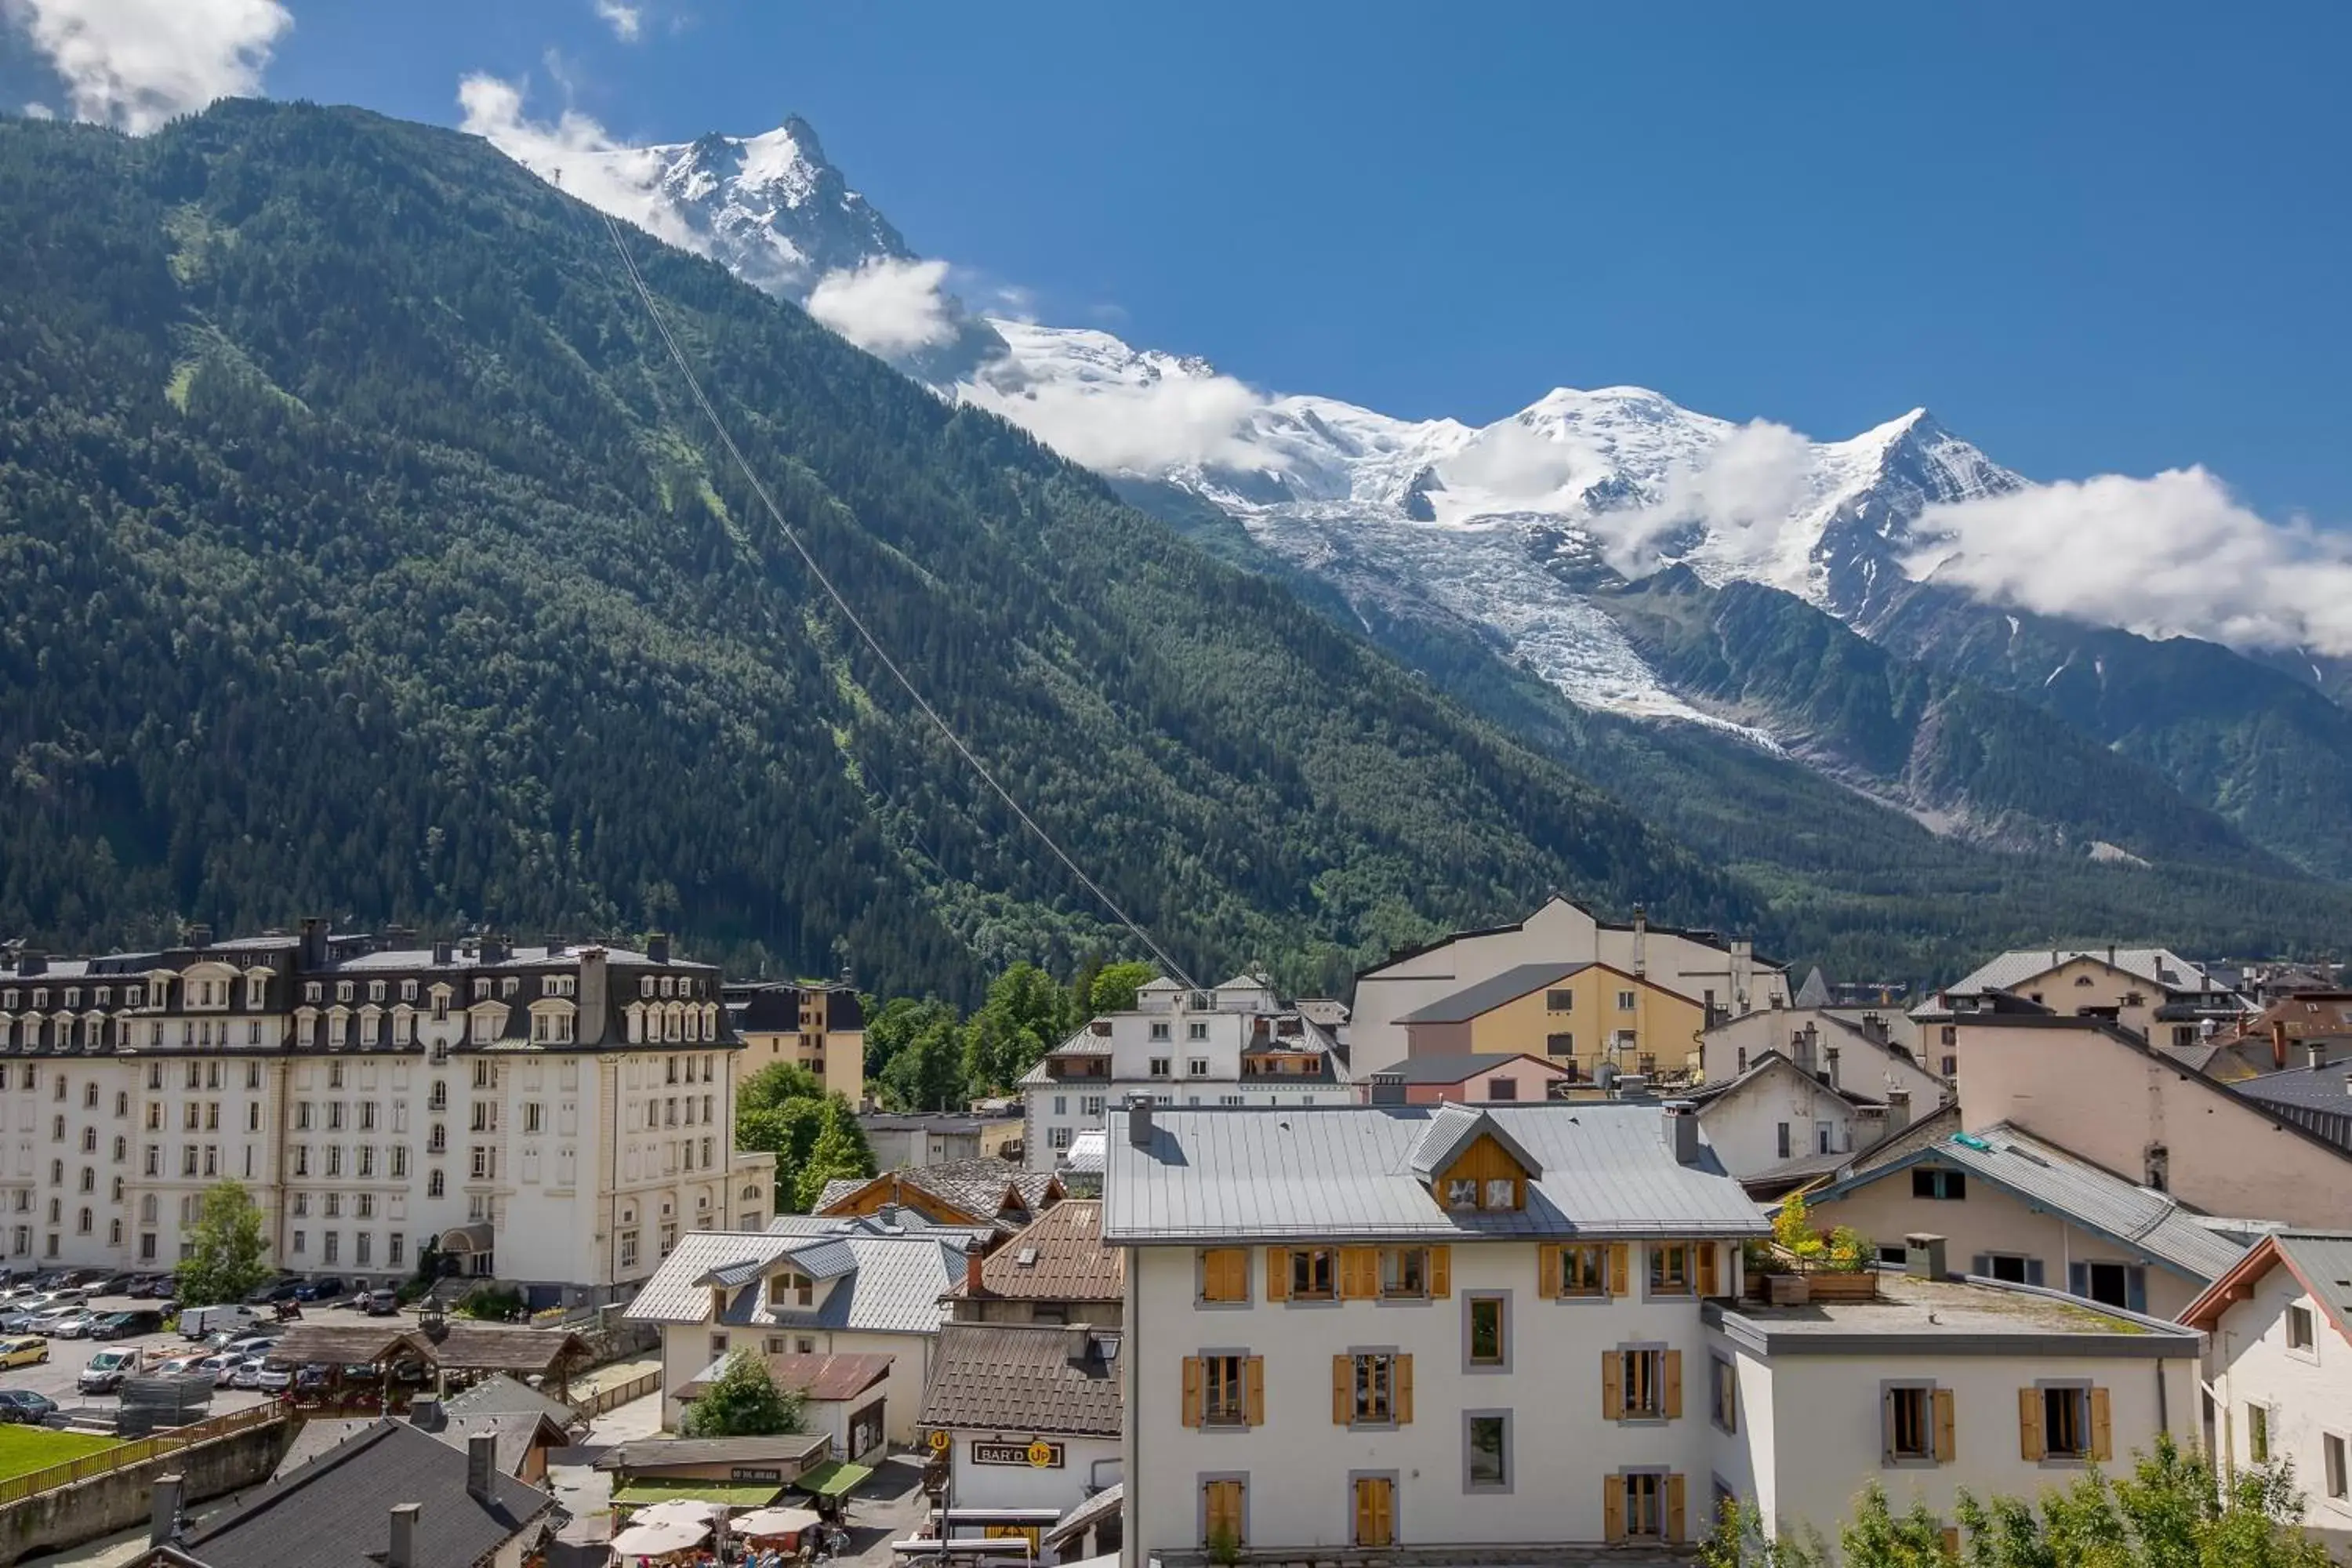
[178,1304,261,1341]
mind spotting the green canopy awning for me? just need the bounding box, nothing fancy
[792,1460,874,1498]
[612,1479,784,1507]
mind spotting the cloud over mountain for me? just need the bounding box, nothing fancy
[3,0,289,133]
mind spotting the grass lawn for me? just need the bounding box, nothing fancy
[0,1425,117,1482]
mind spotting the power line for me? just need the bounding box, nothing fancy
[598,214,1201,993]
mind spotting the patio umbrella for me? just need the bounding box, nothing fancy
[609,1519,708,1559]
[635,1499,730,1530]
[732,1505,822,1537]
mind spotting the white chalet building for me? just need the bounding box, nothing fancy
[1020,975,1349,1174]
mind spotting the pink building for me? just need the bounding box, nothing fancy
[1360,1051,1572,1106]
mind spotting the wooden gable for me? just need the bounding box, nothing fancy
[1434,1134,1530,1212]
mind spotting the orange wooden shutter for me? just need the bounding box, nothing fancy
[2017,1387,2045,1461]
[1181,1356,1202,1428]
[1396,1353,1414,1424]
[1331,1354,1350,1425]
[2089,1387,2112,1461]
[1664,1350,1683,1419]
[1607,1242,1631,1296]
[1602,1350,1624,1419]
[1228,1248,1250,1301]
[1341,1247,1377,1300]
[1667,1473,1687,1544]
[1430,1245,1452,1298]
[1537,1243,1561,1298]
[1602,1477,1625,1543]
[1696,1243,1719,1298]
[1933,1388,1956,1463]
[1266,1248,1290,1301]
[1244,1356,1265,1426]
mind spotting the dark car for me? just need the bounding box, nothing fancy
[92,1309,164,1340]
[0,1390,57,1424]
[364,1290,400,1317]
[88,1273,136,1296]
[294,1277,346,1303]
[247,1279,303,1305]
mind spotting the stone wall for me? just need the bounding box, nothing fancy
[0,1419,294,1567]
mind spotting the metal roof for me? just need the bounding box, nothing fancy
[1046,1484,1123,1549]
[1102,1104,1769,1243]
[1944,946,2245,1004]
[1367,1053,1561,1086]
[2275,1232,2352,1343]
[1396,962,1597,1025]
[2232,1063,2352,1150]
[1808,1122,2249,1282]
[631,1224,971,1336]
[1407,1103,1540,1181]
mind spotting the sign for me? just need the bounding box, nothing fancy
[927,1429,951,1453]
[971,1439,1065,1468]
[729,1466,784,1484]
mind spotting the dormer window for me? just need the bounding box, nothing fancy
[768,1271,814,1308]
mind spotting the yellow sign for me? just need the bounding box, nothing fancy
[1025,1439,1054,1468]
[927,1429,950,1453]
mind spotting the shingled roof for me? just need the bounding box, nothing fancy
[917,1323,1123,1438]
[957,1200,1123,1304]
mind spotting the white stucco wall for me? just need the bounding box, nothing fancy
[946,1432,1123,1514]
[2209,1265,2352,1563]
[1700,1009,1943,1105]
[1697,1067,1877,1180]
[658,1323,931,1443]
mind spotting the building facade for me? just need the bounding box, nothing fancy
[1020,975,1350,1174]
[0,924,772,1302]
[724,981,866,1103]
[1397,962,1708,1083]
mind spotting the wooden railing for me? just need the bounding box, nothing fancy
[0,1403,285,1508]
[574,1368,661,1419]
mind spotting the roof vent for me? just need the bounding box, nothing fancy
[1126,1097,1152,1148]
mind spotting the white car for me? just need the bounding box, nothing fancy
[47,1311,100,1340]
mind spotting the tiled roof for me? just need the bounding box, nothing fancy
[1367,1053,1562,1086]
[962,1200,1123,1303]
[916,1323,1123,1438]
[1397,962,1598,1025]
[1809,1122,2248,1282]
[1944,946,2245,1004]
[180,1418,552,1568]
[1104,1104,1769,1243]
[814,1161,1063,1232]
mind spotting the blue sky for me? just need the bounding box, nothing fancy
[7,1,2348,518]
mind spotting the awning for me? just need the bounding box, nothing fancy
[792,1460,873,1498]
[437,1221,495,1254]
[611,1479,785,1507]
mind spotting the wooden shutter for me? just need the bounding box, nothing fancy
[1664,1350,1683,1419]
[1181,1356,1203,1428]
[1881,1388,1897,1464]
[1332,1355,1351,1425]
[1537,1242,1561,1298]
[2089,1387,2112,1461]
[1696,1243,1719,1298]
[1941,1526,1962,1562]
[1396,1353,1414,1424]
[1266,1248,1290,1301]
[1933,1388,1956,1464]
[1602,1477,1626,1543]
[1341,1247,1377,1300]
[1602,1350,1624,1420]
[1244,1356,1265,1426]
[2017,1387,2045,1461]
[1430,1244,1452,1298]
[1667,1473,1687,1544]
[1607,1242,1631,1296]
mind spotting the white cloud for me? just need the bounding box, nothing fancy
[21,101,54,118]
[804,257,959,357]
[592,0,641,42]
[2,0,289,133]
[457,73,706,256]
[960,363,1271,474]
[1907,467,2352,655]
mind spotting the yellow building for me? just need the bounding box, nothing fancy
[1399,961,1708,1083]
[724,980,866,1102]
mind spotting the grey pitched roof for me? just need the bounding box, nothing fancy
[1407,1103,1541,1181]
[1397,962,1597,1025]
[917,1323,1123,1438]
[633,1224,971,1337]
[1103,1104,1769,1243]
[1945,946,2245,1004]
[1046,1483,1123,1549]
[2274,1232,2352,1342]
[1793,968,1833,1009]
[180,1418,552,1568]
[440,1372,580,1428]
[1847,1105,1962,1175]
[1809,1122,2249,1282]
[2232,1063,2352,1150]
[1367,1053,1559,1086]
[1687,1051,1885,1109]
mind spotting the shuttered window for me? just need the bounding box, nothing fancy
[1185,1353,1263,1428]
[1606,1474,1687,1543]
[1606,1348,1681,1420]
[1198,1248,1249,1304]
[1332,1352,1414,1426]
[2020,1385,2108,1461]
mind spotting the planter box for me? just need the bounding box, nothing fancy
[1804,1273,1879,1301]
[1766,1274,1810,1306]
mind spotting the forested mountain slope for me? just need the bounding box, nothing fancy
[0,101,1750,1000]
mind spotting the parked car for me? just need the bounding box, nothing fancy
[31,1288,87,1309]
[255,1359,295,1395]
[0,1390,57,1424]
[91,1309,164,1341]
[364,1289,400,1317]
[221,1356,267,1390]
[220,1336,277,1362]
[87,1273,136,1296]
[46,1311,101,1340]
[246,1279,303,1305]
[0,1337,46,1369]
[154,1355,202,1376]
[0,1311,38,1334]
[191,1353,235,1382]
[180,1304,262,1340]
[27,1311,81,1338]
[293,1277,347,1304]
[78,1348,147,1395]
[129,1275,175,1299]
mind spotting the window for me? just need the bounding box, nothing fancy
[1080,1095,1105,1117]
[1976,1253,2041,1286]
[1610,1347,1675,1420]
[1199,1248,1250,1305]
[1884,1384,1947,1464]
[1546,989,1574,1011]
[1188,1058,1210,1076]
[1196,1353,1250,1427]
[322,1232,339,1264]
[1552,1243,1609,1298]
[2249,1403,2272,1465]
[1378,1247,1428,1301]
[1149,1058,1171,1078]
[1149,1022,1171,1042]
[768,1271,815,1308]
[619,1230,639,1269]
[1345,1352,1406,1425]
[1465,1412,1509,1492]
[291,1230,306,1255]
[1941,1055,1958,1077]
[1545,1031,1574,1056]
[2073,1261,2147,1313]
[2030,1385,2101,1461]
[427,1170,445,1199]
[1817,1122,1835,1155]
[1486,1077,1518,1101]
[1616,990,1637,1011]
[1047,1127,1072,1152]
[1188,1022,1208,1042]
[1203,1478,1246,1550]
[1711,1354,1737,1433]
[1289,1247,1337,1302]
[2288,1304,2318,1353]
[1912,1168,1966,1200]
[2324,1432,2347,1503]
[1466,1294,1507,1369]
[1649,1243,1693,1296]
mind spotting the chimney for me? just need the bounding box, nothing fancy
[647,932,672,965]
[964,1236,986,1298]
[150,1473,185,1546]
[184,923,212,949]
[1904,1232,1947,1281]
[389,1503,421,1568]
[432,938,453,966]
[1885,1088,1912,1134]
[478,934,507,966]
[1662,1100,1700,1166]
[383,924,416,952]
[1064,1323,1093,1365]
[299,916,329,971]
[2309,1040,2328,1072]
[408,1394,442,1429]
[544,938,567,960]
[1126,1096,1153,1147]
[465,1432,496,1501]
[1632,904,1647,978]
[2273,1020,2290,1071]
[1824,1046,1841,1091]
[577,946,607,1046]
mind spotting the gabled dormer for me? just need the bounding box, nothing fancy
[1409,1104,1541,1214]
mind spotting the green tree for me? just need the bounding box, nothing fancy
[880,1006,971,1112]
[865,996,960,1087]
[678,1350,806,1438]
[739,1098,828,1214]
[1700,1499,1826,1568]
[175,1181,271,1308]
[1839,1484,1957,1568]
[740,1062,826,1115]
[791,1098,877,1212]
[962,961,1076,1094]
[1087,960,1158,1016]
